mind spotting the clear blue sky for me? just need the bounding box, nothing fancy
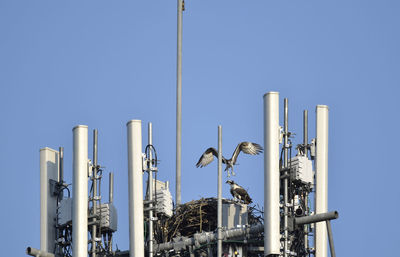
[0,1,399,256]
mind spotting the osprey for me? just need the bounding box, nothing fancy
[226,180,252,204]
[195,141,263,177]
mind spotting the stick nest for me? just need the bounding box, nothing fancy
[153,197,263,244]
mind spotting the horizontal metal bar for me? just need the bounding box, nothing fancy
[248,246,264,252]
[295,211,339,225]
[26,247,55,257]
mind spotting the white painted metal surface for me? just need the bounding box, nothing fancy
[40,147,59,253]
[176,0,183,206]
[127,120,144,257]
[72,125,88,257]
[263,92,281,255]
[315,105,329,257]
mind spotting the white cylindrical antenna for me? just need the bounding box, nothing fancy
[315,105,329,257]
[263,92,280,256]
[40,147,59,254]
[109,172,114,203]
[72,125,88,257]
[127,120,144,257]
[217,125,222,257]
[176,0,183,206]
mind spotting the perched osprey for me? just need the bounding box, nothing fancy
[195,142,263,177]
[226,180,252,204]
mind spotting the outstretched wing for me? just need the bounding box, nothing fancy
[196,147,218,168]
[230,142,263,165]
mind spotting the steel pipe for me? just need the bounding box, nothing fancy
[303,110,308,156]
[26,247,55,257]
[91,129,98,257]
[72,125,89,257]
[109,172,114,203]
[217,126,222,257]
[263,92,280,256]
[315,105,329,257]
[295,211,338,225]
[127,120,144,257]
[176,0,183,206]
[148,122,154,257]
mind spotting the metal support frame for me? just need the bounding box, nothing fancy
[283,98,289,257]
[326,220,336,257]
[91,129,99,257]
[217,126,222,257]
[148,122,154,257]
[295,211,338,257]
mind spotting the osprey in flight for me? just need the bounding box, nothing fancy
[195,141,263,177]
[226,180,252,204]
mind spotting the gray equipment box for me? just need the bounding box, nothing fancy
[290,155,314,186]
[222,201,248,229]
[57,198,73,226]
[57,199,117,233]
[95,203,118,232]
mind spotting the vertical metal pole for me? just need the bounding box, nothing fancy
[59,147,64,183]
[315,105,329,257]
[127,120,144,257]
[91,129,98,257]
[263,92,280,256]
[109,172,114,204]
[326,220,336,257]
[176,0,183,206]
[304,194,309,250]
[283,98,289,257]
[303,110,308,156]
[40,148,59,254]
[303,110,309,250]
[72,125,88,257]
[217,126,222,257]
[148,122,154,257]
